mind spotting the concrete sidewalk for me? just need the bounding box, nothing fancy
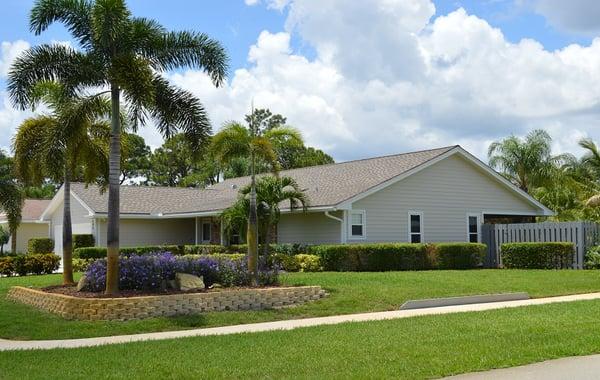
[2,292,600,351]
[446,354,600,379]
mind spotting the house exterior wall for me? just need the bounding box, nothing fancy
[3,222,50,253]
[350,154,539,243]
[194,217,221,244]
[277,211,343,245]
[49,194,93,255]
[96,218,195,247]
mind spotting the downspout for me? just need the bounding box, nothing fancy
[325,210,346,244]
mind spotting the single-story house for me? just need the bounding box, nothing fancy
[5,145,553,253]
[1,199,51,253]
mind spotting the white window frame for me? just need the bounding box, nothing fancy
[348,210,366,240]
[201,221,212,243]
[466,213,481,243]
[408,211,424,243]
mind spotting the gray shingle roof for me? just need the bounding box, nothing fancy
[0,199,51,221]
[71,146,457,216]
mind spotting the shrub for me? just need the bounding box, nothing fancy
[295,254,322,272]
[0,253,60,276]
[308,243,429,271]
[183,245,229,255]
[27,238,54,254]
[501,242,574,269]
[585,246,600,269]
[73,234,95,250]
[74,245,185,259]
[84,252,277,292]
[72,258,95,272]
[434,243,487,269]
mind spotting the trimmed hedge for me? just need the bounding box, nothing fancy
[501,242,574,269]
[0,253,60,276]
[435,243,486,269]
[74,245,185,259]
[308,243,430,271]
[183,243,310,256]
[73,234,95,250]
[272,253,323,272]
[27,238,54,254]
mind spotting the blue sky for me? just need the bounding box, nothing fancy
[2,0,600,161]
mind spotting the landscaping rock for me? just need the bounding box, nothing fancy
[176,273,204,291]
[76,275,89,292]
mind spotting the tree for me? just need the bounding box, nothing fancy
[0,151,23,254]
[13,82,110,285]
[121,133,151,184]
[9,0,228,294]
[211,116,302,285]
[148,133,202,186]
[0,226,9,255]
[488,130,566,193]
[239,176,308,255]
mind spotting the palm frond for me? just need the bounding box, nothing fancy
[30,0,94,48]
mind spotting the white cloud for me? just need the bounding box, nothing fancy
[532,0,600,34]
[0,40,29,77]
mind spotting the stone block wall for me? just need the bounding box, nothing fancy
[7,286,326,321]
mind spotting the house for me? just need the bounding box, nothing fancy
[0,199,51,253]
[6,145,552,253]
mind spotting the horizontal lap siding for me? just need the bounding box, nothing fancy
[352,154,538,243]
[95,218,195,247]
[278,211,342,245]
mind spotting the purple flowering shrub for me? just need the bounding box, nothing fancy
[84,252,278,292]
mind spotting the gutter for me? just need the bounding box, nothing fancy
[325,210,346,244]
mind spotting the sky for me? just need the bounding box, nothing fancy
[2,0,600,162]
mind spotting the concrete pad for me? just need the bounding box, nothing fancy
[400,292,530,310]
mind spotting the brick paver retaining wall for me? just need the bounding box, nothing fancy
[7,286,326,321]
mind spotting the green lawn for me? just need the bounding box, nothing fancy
[3,299,600,379]
[3,269,600,340]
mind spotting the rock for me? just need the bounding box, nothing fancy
[76,275,89,292]
[209,283,223,289]
[176,273,204,291]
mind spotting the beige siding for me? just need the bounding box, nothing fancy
[4,223,50,253]
[278,211,342,245]
[351,154,538,243]
[95,218,195,247]
[49,194,93,255]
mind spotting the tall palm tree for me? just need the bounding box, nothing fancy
[576,138,600,208]
[8,0,228,294]
[211,119,302,285]
[239,176,308,256]
[13,82,110,285]
[0,152,23,254]
[488,130,566,193]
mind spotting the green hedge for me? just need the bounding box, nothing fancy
[0,253,60,276]
[73,234,95,250]
[272,253,323,272]
[74,245,185,259]
[27,238,54,254]
[308,243,430,271]
[435,243,486,269]
[183,245,229,255]
[501,242,574,269]
[183,243,309,255]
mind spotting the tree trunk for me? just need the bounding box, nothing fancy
[248,172,259,286]
[62,168,75,285]
[105,86,121,295]
[10,228,16,254]
[262,221,271,257]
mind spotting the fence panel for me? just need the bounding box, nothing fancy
[481,221,600,269]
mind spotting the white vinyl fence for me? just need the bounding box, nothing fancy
[481,221,600,269]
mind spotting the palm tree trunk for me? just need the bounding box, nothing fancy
[248,167,259,286]
[62,168,74,285]
[105,85,121,295]
[10,228,16,254]
[262,221,271,257]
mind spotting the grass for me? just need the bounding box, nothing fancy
[2,269,600,340]
[3,299,600,379]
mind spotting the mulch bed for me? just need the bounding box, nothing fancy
[42,285,275,299]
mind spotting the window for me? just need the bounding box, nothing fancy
[467,214,480,243]
[349,210,366,238]
[202,222,211,243]
[408,212,423,243]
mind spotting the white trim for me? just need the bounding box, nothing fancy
[201,221,212,243]
[194,217,198,244]
[348,210,366,240]
[466,213,481,243]
[481,210,541,216]
[408,211,424,243]
[39,185,95,221]
[337,146,553,216]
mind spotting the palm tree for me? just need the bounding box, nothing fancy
[0,151,23,254]
[8,0,228,294]
[211,118,302,285]
[488,130,566,193]
[0,226,9,255]
[12,82,110,285]
[239,176,308,256]
[576,138,600,208]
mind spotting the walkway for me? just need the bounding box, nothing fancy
[447,354,600,379]
[2,292,600,351]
